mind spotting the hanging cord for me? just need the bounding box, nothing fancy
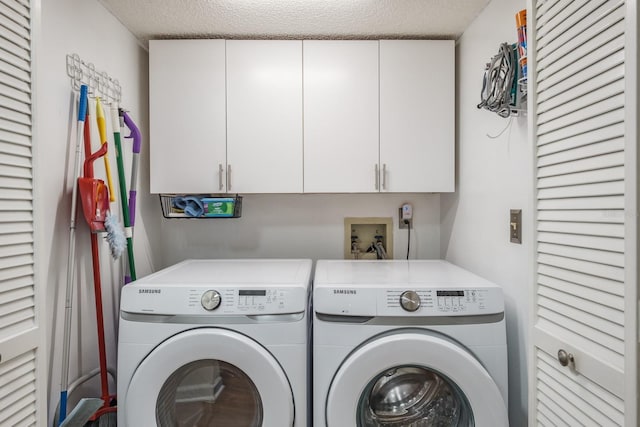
[477,43,516,118]
[487,117,514,139]
[406,221,411,260]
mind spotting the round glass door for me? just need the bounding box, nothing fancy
[156,359,263,427]
[124,328,294,427]
[357,365,473,426]
[325,332,508,427]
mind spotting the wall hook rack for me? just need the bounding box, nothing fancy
[66,53,122,103]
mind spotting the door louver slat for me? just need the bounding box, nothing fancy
[538,274,623,310]
[537,64,623,110]
[538,242,624,267]
[537,92,624,134]
[537,1,617,51]
[537,194,624,210]
[537,166,624,189]
[537,47,623,96]
[537,209,625,224]
[537,151,624,177]
[537,8,624,76]
[536,0,572,28]
[538,253,624,281]
[538,138,624,166]
[538,264,624,296]
[537,180,623,200]
[537,108,624,146]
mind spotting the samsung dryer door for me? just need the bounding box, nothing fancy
[326,331,508,426]
[123,328,294,427]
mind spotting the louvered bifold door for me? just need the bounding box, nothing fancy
[529,0,638,426]
[0,0,44,426]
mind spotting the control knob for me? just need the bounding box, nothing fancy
[201,290,221,311]
[400,290,421,312]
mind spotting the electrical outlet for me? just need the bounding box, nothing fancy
[398,207,412,229]
[510,209,522,244]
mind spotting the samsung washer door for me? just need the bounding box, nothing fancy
[124,328,294,427]
[326,332,508,427]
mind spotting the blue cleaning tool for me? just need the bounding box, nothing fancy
[172,196,205,217]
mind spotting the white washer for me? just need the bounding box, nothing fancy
[313,260,508,426]
[117,259,312,427]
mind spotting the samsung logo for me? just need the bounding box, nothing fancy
[333,289,357,295]
[138,289,161,294]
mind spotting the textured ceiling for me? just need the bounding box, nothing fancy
[99,0,491,43]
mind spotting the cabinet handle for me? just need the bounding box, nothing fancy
[227,164,232,191]
[382,164,387,190]
[557,349,575,368]
[375,164,379,190]
[218,164,224,191]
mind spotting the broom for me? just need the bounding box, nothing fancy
[78,125,121,427]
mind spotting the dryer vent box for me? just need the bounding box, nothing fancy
[344,217,393,260]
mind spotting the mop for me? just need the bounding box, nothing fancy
[110,103,136,282]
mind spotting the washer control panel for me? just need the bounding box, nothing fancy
[122,285,307,315]
[190,288,290,313]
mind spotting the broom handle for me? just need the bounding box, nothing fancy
[95,98,116,202]
[59,85,88,425]
[90,233,110,403]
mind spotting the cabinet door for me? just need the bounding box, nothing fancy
[226,40,303,193]
[303,41,379,193]
[149,40,226,193]
[379,40,454,193]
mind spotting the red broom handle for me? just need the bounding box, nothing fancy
[90,233,110,403]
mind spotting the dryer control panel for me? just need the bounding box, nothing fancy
[314,286,503,317]
[384,289,492,314]
[382,288,498,315]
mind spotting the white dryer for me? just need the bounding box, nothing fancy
[117,259,312,427]
[313,260,508,427]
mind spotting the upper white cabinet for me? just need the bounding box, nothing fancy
[226,40,303,193]
[379,40,454,192]
[303,41,380,193]
[149,40,226,194]
[149,39,455,194]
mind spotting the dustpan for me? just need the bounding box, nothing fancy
[78,144,109,233]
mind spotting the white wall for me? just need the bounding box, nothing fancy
[159,193,442,267]
[36,0,158,423]
[440,0,531,425]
